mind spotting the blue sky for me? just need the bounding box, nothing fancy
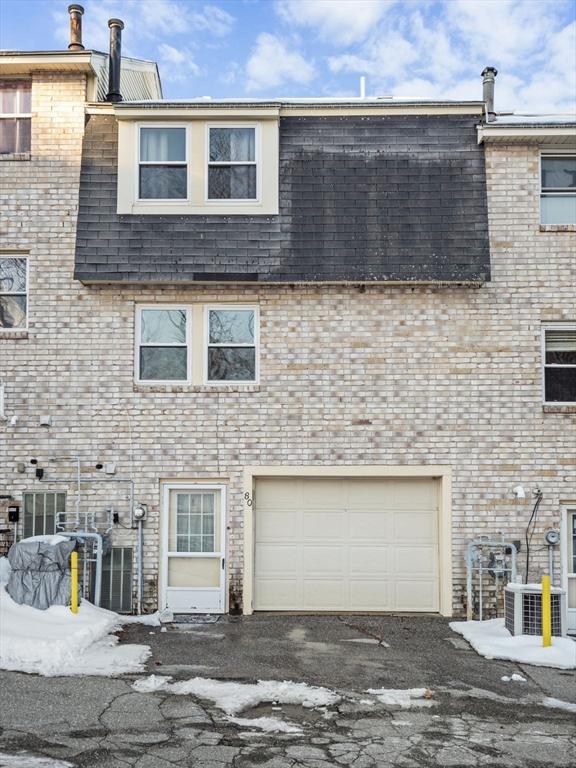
[1,0,575,112]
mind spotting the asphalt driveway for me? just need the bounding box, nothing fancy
[0,614,575,767]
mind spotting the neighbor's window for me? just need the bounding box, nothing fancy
[0,80,31,154]
[139,126,187,200]
[543,327,576,403]
[541,154,576,224]
[137,307,189,382]
[206,307,258,382]
[0,256,27,329]
[207,126,257,200]
[23,492,66,538]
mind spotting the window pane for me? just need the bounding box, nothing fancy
[19,86,31,113]
[208,347,256,381]
[177,515,189,534]
[208,165,256,199]
[545,368,576,402]
[176,493,189,513]
[0,81,31,113]
[139,165,187,199]
[0,118,30,153]
[141,309,186,344]
[203,515,214,535]
[0,295,26,328]
[140,127,186,161]
[140,347,187,380]
[202,493,214,514]
[210,127,255,162]
[202,535,215,552]
[546,330,576,363]
[177,535,189,552]
[541,157,576,189]
[209,309,254,344]
[541,195,576,224]
[0,257,27,292]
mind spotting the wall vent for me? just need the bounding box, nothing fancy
[97,547,133,613]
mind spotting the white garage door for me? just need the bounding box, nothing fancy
[254,477,440,612]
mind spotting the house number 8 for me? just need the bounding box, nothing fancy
[244,492,253,506]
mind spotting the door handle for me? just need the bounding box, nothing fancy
[221,557,226,570]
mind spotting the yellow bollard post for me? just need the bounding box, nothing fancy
[541,574,551,648]
[70,551,78,614]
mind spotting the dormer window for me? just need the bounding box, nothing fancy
[207,126,257,201]
[138,126,187,200]
[0,80,31,155]
[541,154,576,224]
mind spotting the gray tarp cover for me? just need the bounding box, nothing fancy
[6,538,77,610]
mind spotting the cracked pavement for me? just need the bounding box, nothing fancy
[0,615,575,767]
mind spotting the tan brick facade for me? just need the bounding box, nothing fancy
[1,71,575,616]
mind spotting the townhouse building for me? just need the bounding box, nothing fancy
[1,7,575,626]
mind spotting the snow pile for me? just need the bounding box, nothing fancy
[450,619,576,669]
[542,697,576,714]
[0,557,10,584]
[0,754,73,766]
[365,687,435,708]
[501,673,526,682]
[0,586,150,677]
[132,675,340,733]
[122,611,162,627]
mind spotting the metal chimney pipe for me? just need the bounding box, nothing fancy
[481,66,498,122]
[67,4,85,51]
[106,18,124,103]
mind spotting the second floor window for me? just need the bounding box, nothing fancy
[543,327,576,403]
[541,154,576,224]
[0,256,27,330]
[139,126,187,200]
[208,126,257,200]
[0,80,31,154]
[137,307,190,382]
[206,307,258,382]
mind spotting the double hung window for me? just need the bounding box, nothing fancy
[541,154,576,224]
[207,126,257,200]
[0,256,27,330]
[139,126,187,200]
[0,80,31,154]
[543,327,576,403]
[206,307,257,382]
[137,307,190,382]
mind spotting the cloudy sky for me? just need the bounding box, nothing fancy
[1,0,575,112]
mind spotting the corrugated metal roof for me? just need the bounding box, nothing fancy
[91,52,162,101]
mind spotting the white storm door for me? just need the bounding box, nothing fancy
[162,485,226,614]
[564,508,576,632]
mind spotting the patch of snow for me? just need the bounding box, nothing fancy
[228,716,301,733]
[542,697,576,714]
[0,586,150,677]
[501,673,527,682]
[122,611,161,627]
[505,582,564,594]
[450,619,576,670]
[365,687,435,708]
[19,535,68,545]
[0,754,73,767]
[0,557,11,584]
[132,674,172,692]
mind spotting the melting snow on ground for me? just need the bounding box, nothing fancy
[365,687,435,708]
[501,673,526,682]
[542,697,576,714]
[0,585,151,677]
[0,755,72,767]
[450,619,576,669]
[132,675,340,733]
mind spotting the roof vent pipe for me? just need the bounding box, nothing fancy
[481,66,498,122]
[67,4,85,51]
[106,18,124,103]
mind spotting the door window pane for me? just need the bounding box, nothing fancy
[170,492,217,552]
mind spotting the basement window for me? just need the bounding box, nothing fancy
[23,492,66,537]
[541,154,576,224]
[207,126,258,200]
[0,256,27,330]
[0,80,31,154]
[543,327,576,403]
[205,306,258,382]
[136,306,190,383]
[138,126,187,200]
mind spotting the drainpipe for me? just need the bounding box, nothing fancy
[481,66,498,122]
[106,18,124,103]
[67,4,85,51]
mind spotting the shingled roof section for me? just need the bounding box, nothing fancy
[74,113,490,283]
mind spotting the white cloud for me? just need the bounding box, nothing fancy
[245,33,315,92]
[276,0,393,46]
[157,43,202,82]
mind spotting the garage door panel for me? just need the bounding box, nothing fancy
[254,477,440,612]
[349,546,389,575]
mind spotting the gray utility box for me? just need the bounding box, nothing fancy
[504,583,566,637]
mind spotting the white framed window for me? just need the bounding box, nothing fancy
[135,305,191,383]
[0,255,27,330]
[0,80,31,154]
[540,153,576,224]
[138,125,188,201]
[204,305,259,383]
[206,125,258,201]
[23,492,66,537]
[542,325,576,404]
